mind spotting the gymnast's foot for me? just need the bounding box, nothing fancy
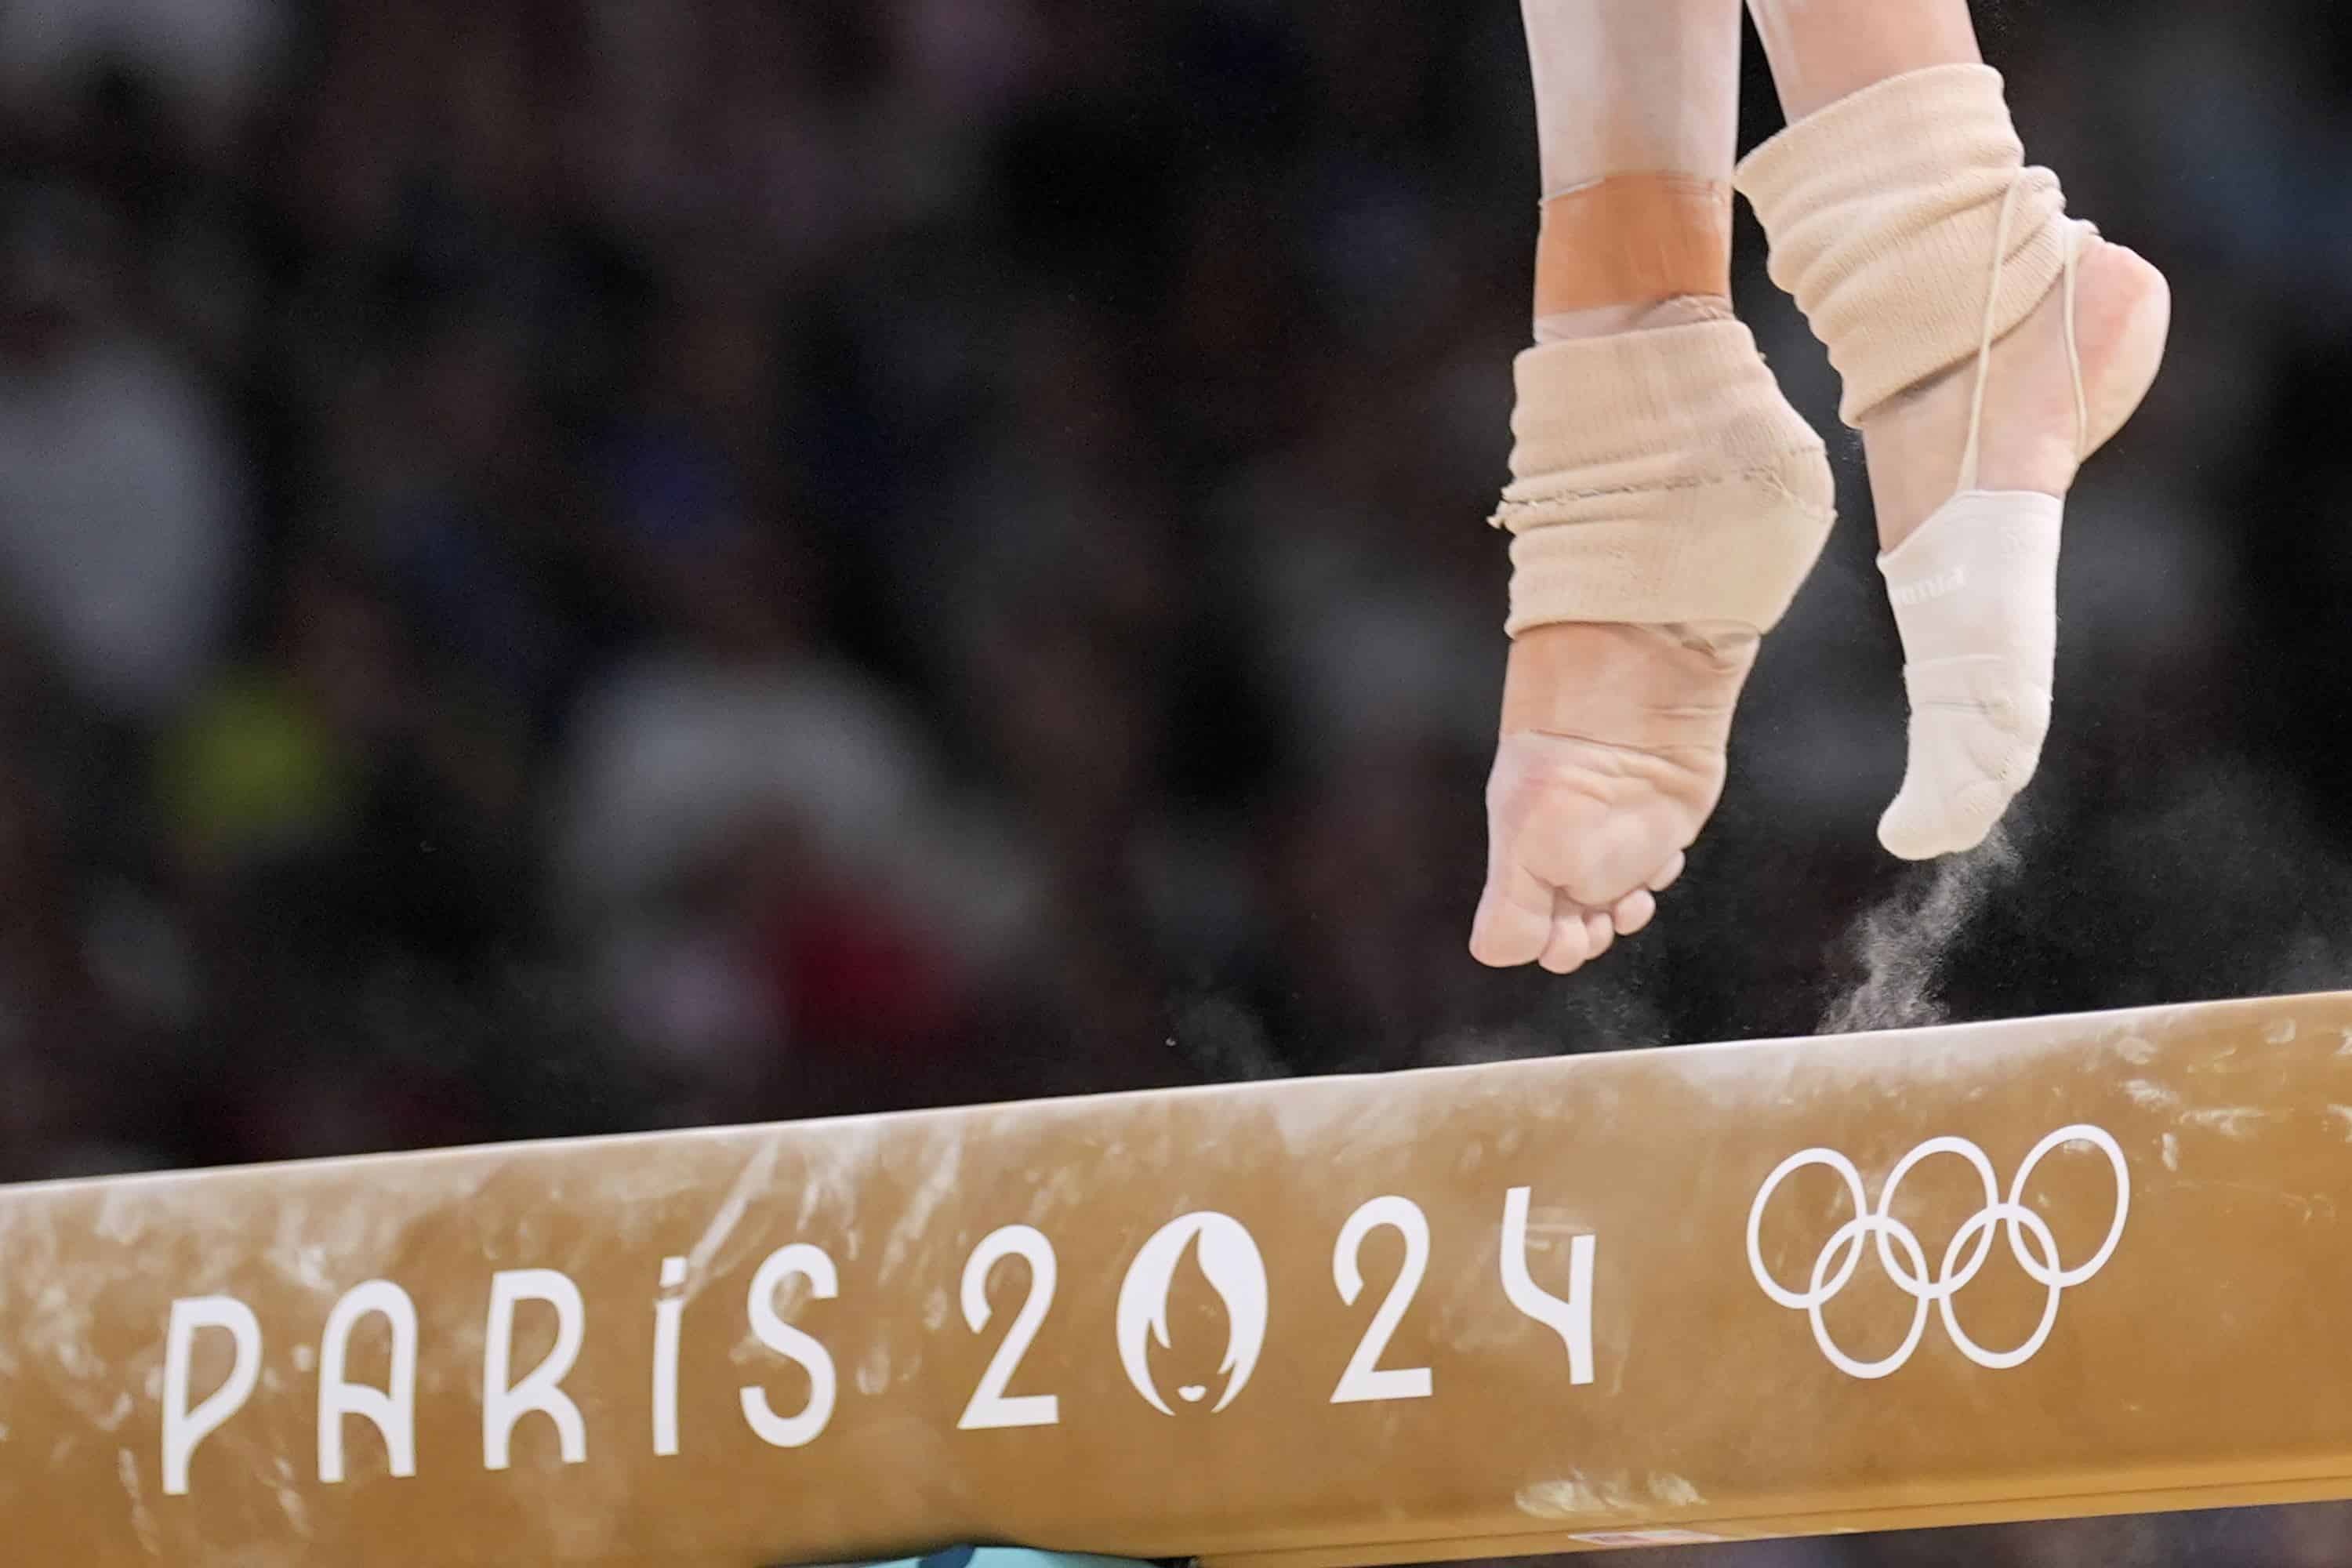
[1472,292,1831,972]
[1863,235,2169,550]
[1469,619,1749,973]
[1860,233,2170,858]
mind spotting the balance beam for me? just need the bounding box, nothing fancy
[6,990,2352,1566]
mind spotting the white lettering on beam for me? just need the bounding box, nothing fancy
[652,1256,688,1457]
[958,1225,1062,1430]
[482,1269,588,1470]
[1500,1187,1596,1385]
[151,1200,1611,1500]
[741,1243,838,1448]
[318,1279,418,1483]
[162,1295,263,1496]
[1330,1196,1435,1403]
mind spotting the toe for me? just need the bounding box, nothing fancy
[1878,776,2007,861]
[1647,849,1686,893]
[1538,908,1592,975]
[1611,887,1657,935]
[1471,858,1555,967]
[1875,789,1946,861]
[1882,761,2013,860]
[1582,910,1614,962]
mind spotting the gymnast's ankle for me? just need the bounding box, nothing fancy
[1535,293,1737,344]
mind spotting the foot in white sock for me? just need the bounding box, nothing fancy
[1734,65,2172,861]
[1868,216,2170,859]
[1875,491,2060,858]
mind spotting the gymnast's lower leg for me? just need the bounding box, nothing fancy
[1472,0,1834,973]
[1741,0,2172,860]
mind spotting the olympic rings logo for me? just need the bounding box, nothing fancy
[1745,1125,2129,1379]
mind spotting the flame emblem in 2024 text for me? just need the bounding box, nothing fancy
[1115,1211,1268,1414]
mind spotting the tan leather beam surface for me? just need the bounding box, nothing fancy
[6,991,2352,1566]
[1534,174,1731,316]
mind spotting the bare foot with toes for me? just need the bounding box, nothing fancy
[1471,620,1755,973]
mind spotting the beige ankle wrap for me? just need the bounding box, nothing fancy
[1491,320,1833,635]
[1734,64,2073,426]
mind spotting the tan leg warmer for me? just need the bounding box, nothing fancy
[1733,64,2073,428]
[1491,319,1835,635]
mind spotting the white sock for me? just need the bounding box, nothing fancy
[1875,490,2061,859]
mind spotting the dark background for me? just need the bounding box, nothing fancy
[2,1,2350,1562]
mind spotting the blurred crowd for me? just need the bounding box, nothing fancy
[4,2,2352,1559]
